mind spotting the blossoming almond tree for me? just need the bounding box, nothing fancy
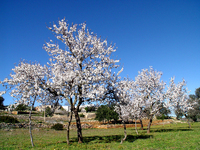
[0,61,57,147]
[113,78,135,143]
[133,67,166,133]
[166,78,193,128]
[1,19,121,144]
[43,19,121,143]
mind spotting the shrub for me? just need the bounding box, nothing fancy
[51,123,63,130]
[15,104,28,111]
[0,116,19,123]
[156,114,171,120]
[95,105,119,123]
[79,113,85,117]
[45,106,53,117]
[85,106,96,112]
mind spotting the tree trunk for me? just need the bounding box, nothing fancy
[147,116,153,133]
[29,98,36,147]
[120,120,127,144]
[139,118,143,130]
[135,118,138,135]
[74,110,83,143]
[185,114,191,128]
[44,107,46,122]
[67,111,73,145]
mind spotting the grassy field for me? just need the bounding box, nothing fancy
[0,122,200,150]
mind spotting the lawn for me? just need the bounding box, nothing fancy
[0,122,200,150]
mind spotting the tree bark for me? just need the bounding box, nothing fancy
[74,109,83,143]
[139,118,143,130]
[120,120,127,144]
[147,115,153,133]
[44,107,46,122]
[67,111,73,145]
[29,97,36,147]
[185,114,191,128]
[135,118,138,135]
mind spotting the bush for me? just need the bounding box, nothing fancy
[156,114,171,120]
[85,106,96,112]
[79,113,85,117]
[15,104,28,111]
[0,116,19,123]
[45,106,53,117]
[95,105,119,123]
[51,123,63,130]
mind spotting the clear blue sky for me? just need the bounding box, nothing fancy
[1,0,200,106]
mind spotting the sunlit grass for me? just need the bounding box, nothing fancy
[0,122,200,149]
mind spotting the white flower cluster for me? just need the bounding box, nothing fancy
[1,19,121,109]
[114,67,192,121]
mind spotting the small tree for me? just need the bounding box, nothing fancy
[95,105,118,123]
[133,67,166,133]
[187,90,200,122]
[175,107,184,120]
[156,104,171,120]
[85,106,96,113]
[15,104,28,111]
[166,78,193,128]
[45,106,53,117]
[0,96,5,110]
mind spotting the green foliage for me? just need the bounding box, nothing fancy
[175,108,184,120]
[187,92,200,122]
[0,96,5,110]
[0,116,19,123]
[95,105,119,123]
[156,105,171,120]
[15,104,28,111]
[195,87,200,99]
[79,113,85,117]
[51,123,63,130]
[45,106,53,117]
[156,114,171,120]
[85,106,96,112]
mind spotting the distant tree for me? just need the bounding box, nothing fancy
[85,106,96,113]
[195,87,200,99]
[15,104,28,111]
[156,104,171,120]
[95,105,118,123]
[45,106,53,117]
[187,89,200,122]
[0,96,5,110]
[175,107,184,120]
[166,78,193,128]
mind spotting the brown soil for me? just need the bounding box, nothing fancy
[70,119,174,129]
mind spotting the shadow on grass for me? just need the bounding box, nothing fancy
[39,134,152,148]
[40,134,152,148]
[151,128,193,133]
[80,134,152,143]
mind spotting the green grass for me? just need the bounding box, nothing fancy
[0,122,200,149]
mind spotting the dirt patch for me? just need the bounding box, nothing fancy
[69,119,174,129]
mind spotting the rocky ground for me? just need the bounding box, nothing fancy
[0,112,176,130]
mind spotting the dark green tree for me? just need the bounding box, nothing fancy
[0,96,5,110]
[95,105,118,123]
[85,106,96,113]
[175,107,184,120]
[195,87,200,99]
[187,88,200,122]
[45,106,53,117]
[156,104,171,120]
[15,103,28,111]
